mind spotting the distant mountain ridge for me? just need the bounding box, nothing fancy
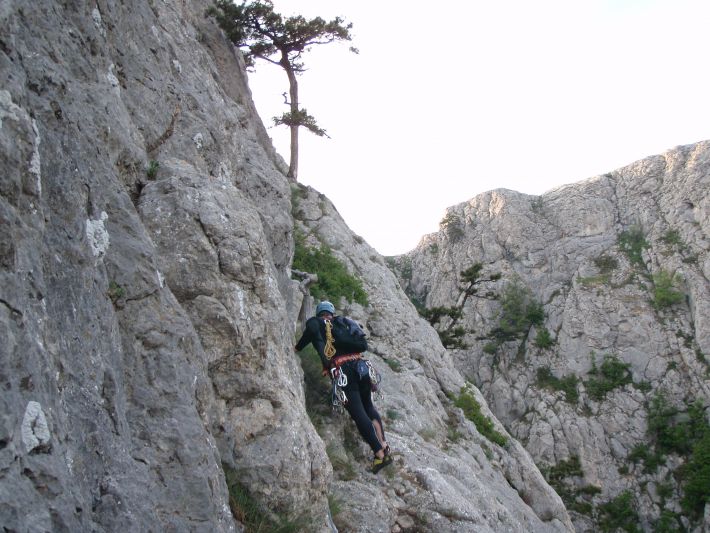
[392,141,710,531]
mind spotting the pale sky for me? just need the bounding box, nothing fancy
[246,1,710,256]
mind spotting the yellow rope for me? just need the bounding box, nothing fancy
[324,320,336,360]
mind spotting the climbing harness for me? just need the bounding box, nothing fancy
[329,356,384,410]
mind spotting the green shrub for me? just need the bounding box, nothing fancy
[489,281,545,343]
[531,196,544,213]
[440,212,464,241]
[542,456,593,510]
[290,184,305,216]
[534,328,554,349]
[326,444,356,481]
[482,342,498,355]
[627,443,664,473]
[447,427,463,443]
[398,256,413,281]
[652,270,684,309]
[633,380,652,393]
[422,306,462,325]
[384,358,403,373]
[223,464,311,532]
[438,326,467,350]
[578,274,610,287]
[594,254,619,274]
[681,431,710,518]
[454,387,507,446]
[146,160,159,179]
[638,394,710,522]
[536,367,579,403]
[107,281,125,303]
[293,233,368,306]
[654,510,684,533]
[618,225,649,267]
[585,355,632,401]
[328,495,343,518]
[661,229,683,247]
[597,491,641,533]
[648,396,706,457]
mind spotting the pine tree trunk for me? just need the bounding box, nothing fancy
[283,57,299,180]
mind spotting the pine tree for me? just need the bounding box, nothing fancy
[208,1,356,180]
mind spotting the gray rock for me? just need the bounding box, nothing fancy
[403,142,710,531]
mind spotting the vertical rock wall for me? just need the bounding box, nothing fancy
[1,0,325,530]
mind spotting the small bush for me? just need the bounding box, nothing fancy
[585,355,632,401]
[328,495,343,519]
[594,254,619,274]
[536,367,579,403]
[384,358,403,373]
[454,387,507,446]
[326,444,356,481]
[293,233,368,306]
[447,428,463,443]
[648,396,706,457]
[542,456,594,511]
[422,306,462,325]
[534,328,554,349]
[652,270,684,309]
[386,409,400,421]
[681,431,710,518]
[108,281,125,303]
[438,326,467,350]
[633,380,652,393]
[618,225,649,267]
[489,281,545,343]
[482,342,498,355]
[654,510,684,533]
[578,274,610,287]
[223,464,312,532]
[146,160,159,179]
[627,443,664,473]
[661,229,683,247]
[440,212,464,241]
[597,491,641,533]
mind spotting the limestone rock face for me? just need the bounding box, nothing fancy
[0,0,314,530]
[1,1,574,532]
[401,143,710,532]
[293,187,573,532]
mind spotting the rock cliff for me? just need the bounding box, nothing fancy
[398,143,710,532]
[1,1,574,532]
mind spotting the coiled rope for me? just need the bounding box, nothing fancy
[324,320,336,359]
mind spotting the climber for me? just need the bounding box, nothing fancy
[295,300,393,473]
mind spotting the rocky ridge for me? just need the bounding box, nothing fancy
[2,1,573,532]
[398,143,710,532]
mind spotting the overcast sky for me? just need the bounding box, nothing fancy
[246,0,710,256]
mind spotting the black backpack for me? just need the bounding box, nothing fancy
[330,316,368,353]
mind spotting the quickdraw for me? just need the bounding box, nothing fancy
[330,367,348,410]
[366,360,384,401]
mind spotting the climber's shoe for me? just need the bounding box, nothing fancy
[372,454,393,474]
